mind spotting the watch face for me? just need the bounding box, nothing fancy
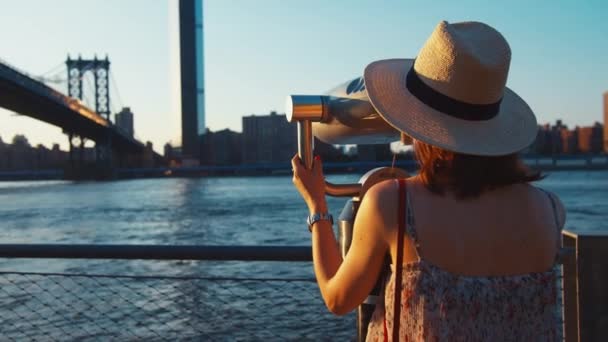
[307,213,319,226]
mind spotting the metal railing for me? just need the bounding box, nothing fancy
[0,271,354,341]
[0,244,312,261]
[561,230,608,342]
[0,229,606,341]
[0,245,354,341]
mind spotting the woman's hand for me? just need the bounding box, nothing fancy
[291,154,328,214]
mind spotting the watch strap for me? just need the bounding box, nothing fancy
[307,212,333,232]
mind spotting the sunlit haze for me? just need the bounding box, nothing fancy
[1,0,606,152]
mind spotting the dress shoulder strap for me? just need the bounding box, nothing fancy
[404,189,422,259]
[538,188,562,233]
[537,188,563,256]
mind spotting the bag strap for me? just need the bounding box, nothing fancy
[393,178,407,341]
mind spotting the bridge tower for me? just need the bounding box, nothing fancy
[66,56,111,120]
[65,56,113,178]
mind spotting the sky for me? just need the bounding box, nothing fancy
[0,0,607,153]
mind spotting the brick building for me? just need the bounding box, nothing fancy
[200,128,243,165]
[241,111,296,164]
[577,123,603,153]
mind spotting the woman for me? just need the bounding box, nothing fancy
[292,21,565,341]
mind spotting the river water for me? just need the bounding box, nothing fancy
[0,171,606,340]
[1,171,606,246]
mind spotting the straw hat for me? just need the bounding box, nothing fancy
[364,21,537,156]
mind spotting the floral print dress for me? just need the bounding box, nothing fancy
[366,190,562,342]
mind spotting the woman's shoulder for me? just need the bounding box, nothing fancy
[362,178,398,208]
[361,177,416,225]
[364,176,418,199]
[495,183,566,230]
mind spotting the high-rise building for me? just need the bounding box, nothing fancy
[577,123,603,154]
[179,0,205,160]
[163,143,173,160]
[115,107,134,137]
[560,128,578,154]
[604,92,608,152]
[551,120,565,155]
[530,124,552,155]
[577,126,593,153]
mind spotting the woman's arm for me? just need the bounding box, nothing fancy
[292,155,390,315]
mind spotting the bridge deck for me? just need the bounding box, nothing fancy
[0,60,143,152]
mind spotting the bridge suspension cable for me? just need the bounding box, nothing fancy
[32,62,67,85]
[35,75,67,85]
[40,61,65,77]
[110,70,124,111]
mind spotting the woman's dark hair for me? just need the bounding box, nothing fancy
[414,140,543,198]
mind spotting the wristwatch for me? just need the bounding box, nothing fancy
[307,212,333,232]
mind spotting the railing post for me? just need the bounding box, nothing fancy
[562,230,608,342]
[562,231,578,341]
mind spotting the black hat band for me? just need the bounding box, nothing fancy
[405,66,502,121]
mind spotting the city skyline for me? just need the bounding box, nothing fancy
[0,0,607,153]
[1,114,600,157]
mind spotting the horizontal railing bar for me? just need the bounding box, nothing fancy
[0,244,577,263]
[0,244,312,261]
[0,271,316,282]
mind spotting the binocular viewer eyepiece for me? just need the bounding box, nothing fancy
[285,95,327,122]
[286,77,408,198]
[285,77,400,145]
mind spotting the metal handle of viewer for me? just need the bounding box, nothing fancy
[297,119,361,196]
[324,181,361,197]
[289,95,362,197]
[297,120,314,170]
